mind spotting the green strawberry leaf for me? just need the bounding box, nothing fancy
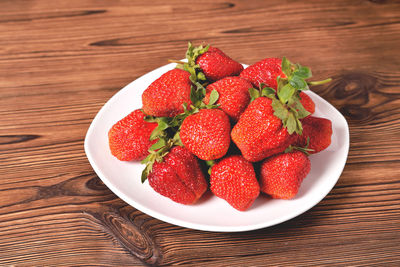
[141,152,157,183]
[277,76,287,91]
[157,117,170,130]
[277,83,296,103]
[197,71,206,81]
[190,86,199,106]
[295,102,311,119]
[150,138,166,151]
[141,168,149,183]
[190,84,206,107]
[143,114,157,123]
[296,117,303,134]
[149,118,170,140]
[286,113,297,135]
[271,98,289,122]
[150,128,162,141]
[294,66,312,79]
[248,87,260,102]
[140,153,153,165]
[261,86,276,98]
[208,89,219,106]
[172,131,183,146]
[289,74,309,90]
[281,57,293,77]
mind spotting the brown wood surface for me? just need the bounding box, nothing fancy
[1,0,400,266]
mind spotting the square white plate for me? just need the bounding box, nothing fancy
[84,62,349,232]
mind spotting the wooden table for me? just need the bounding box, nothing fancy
[1,0,399,266]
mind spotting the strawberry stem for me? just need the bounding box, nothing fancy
[168,59,186,65]
[308,78,332,86]
[205,160,215,175]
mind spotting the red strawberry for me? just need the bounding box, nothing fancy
[231,97,293,162]
[203,77,252,121]
[108,109,157,161]
[299,91,315,115]
[260,151,311,199]
[210,155,260,211]
[142,68,192,117]
[196,46,244,82]
[294,116,332,153]
[240,57,283,89]
[148,146,207,204]
[180,109,231,160]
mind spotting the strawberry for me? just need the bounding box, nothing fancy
[108,109,157,161]
[180,109,231,160]
[142,68,192,117]
[210,155,260,211]
[196,46,244,82]
[231,97,293,162]
[233,58,331,162]
[299,91,315,115]
[147,146,207,204]
[260,151,311,199]
[203,76,252,121]
[294,116,332,154]
[240,57,283,89]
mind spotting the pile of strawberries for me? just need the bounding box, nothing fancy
[108,43,333,211]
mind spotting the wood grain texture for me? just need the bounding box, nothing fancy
[1,0,400,266]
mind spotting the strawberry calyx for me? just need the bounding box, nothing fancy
[249,57,331,135]
[274,57,316,135]
[248,83,276,102]
[141,137,181,183]
[171,42,210,107]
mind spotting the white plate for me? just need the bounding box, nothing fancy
[84,62,350,232]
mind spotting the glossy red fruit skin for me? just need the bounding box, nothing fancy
[142,69,192,117]
[196,46,244,82]
[294,116,332,154]
[240,58,283,89]
[108,109,157,161]
[210,155,260,211]
[299,91,315,115]
[204,76,252,121]
[180,109,231,160]
[231,97,293,162]
[260,151,311,199]
[148,146,207,204]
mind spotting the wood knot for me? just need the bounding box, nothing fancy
[317,72,380,123]
[333,72,377,101]
[88,211,161,265]
[86,175,109,192]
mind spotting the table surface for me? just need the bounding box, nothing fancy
[1,0,400,266]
